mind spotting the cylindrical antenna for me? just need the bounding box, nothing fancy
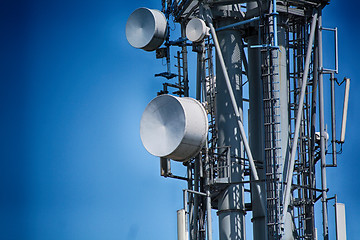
[340,77,350,143]
[177,209,188,240]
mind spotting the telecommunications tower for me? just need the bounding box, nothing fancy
[126,0,350,239]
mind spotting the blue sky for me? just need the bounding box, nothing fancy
[1,0,359,239]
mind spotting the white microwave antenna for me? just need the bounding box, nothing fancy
[126,7,167,51]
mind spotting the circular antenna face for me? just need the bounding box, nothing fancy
[140,95,208,161]
[140,95,185,158]
[186,18,208,42]
[126,8,167,51]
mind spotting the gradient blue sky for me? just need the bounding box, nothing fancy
[1,0,359,239]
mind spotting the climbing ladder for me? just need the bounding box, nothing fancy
[260,13,283,239]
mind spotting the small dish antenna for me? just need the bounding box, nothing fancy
[126,7,167,51]
[186,18,210,42]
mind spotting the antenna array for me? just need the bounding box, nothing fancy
[126,1,350,239]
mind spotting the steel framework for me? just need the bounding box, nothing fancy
[128,0,349,239]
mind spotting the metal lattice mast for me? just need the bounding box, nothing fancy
[126,1,349,240]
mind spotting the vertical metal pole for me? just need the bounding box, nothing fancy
[273,17,291,239]
[335,27,338,74]
[160,157,171,176]
[193,42,205,239]
[206,192,212,240]
[187,163,194,240]
[330,72,337,167]
[184,19,192,238]
[307,17,319,238]
[183,190,189,240]
[277,21,291,183]
[200,41,213,240]
[165,9,171,75]
[247,17,267,239]
[184,190,188,211]
[177,51,182,95]
[181,21,189,97]
[272,0,278,47]
[193,157,199,240]
[240,39,249,76]
[196,44,203,100]
[318,12,329,240]
[204,146,213,240]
